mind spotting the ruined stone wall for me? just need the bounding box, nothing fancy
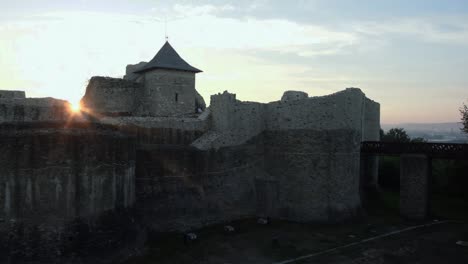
[123,62,147,82]
[106,112,256,232]
[135,141,262,232]
[133,86,372,230]
[0,122,136,261]
[192,92,266,150]
[0,90,26,99]
[0,97,71,122]
[80,76,143,116]
[98,115,208,146]
[360,97,381,198]
[138,69,196,116]
[0,85,380,258]
[192,88,377,223]
[362,97,380,141]
[263,88,365,222]
[100,114,209,131]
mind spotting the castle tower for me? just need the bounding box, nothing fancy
[133,41,203,116]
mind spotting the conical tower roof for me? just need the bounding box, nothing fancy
[134,41,202,73]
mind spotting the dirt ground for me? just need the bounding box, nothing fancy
[124,193,468,264]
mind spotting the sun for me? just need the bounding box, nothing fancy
[69,102,81,113]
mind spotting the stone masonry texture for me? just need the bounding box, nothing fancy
[0,43,382,262]
[400,154,430,220]
[0,85,380,262]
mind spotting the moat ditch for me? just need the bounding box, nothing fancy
[123,192,468,264]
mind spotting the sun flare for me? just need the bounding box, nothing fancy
[69,102,81,113]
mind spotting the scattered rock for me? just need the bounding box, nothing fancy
[224,225,235,233]
[184,233,198,245]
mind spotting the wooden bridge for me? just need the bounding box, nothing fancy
[360,141,468,220]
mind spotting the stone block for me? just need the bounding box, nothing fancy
[400,154,430,220]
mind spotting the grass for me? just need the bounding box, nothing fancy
[430,193,468,221]
[379,190,400,212]
[122,187,468,263]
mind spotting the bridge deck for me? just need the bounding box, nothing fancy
[361,141,468,159]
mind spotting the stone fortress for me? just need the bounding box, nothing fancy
[0,41,380,261]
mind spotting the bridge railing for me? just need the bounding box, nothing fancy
[361,141,468,159]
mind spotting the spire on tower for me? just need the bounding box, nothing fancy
[164,15,168,41]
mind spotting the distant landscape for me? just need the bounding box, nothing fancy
[381,122,468,143]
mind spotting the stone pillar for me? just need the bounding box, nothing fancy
[360,154,380,205]
[400,154,431,220]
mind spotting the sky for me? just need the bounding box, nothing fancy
[1,0,467,124]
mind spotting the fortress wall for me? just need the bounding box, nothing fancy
[0,90,26,99]
[191,88,372,222]
[360,97,381,196]
[0,97,71,122]
[362,97,380,141]
[0,123,137,259]
[210,92,265,135]
[0,124,136,221]
[138,69,196,116]
[123,62,147,81]
[130,126,205,145]
[98,116,208,146]
[265,88,365,131]
[100,115,208,132]
[262,88,366,222]
[135,141,263,232]
[80,76,143,116]
[0,85,381,257]
[193,92,265,150]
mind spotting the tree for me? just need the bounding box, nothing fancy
[382,128,410,143]
[411,137,427,143]
[461,102,468,134]
[378,128,427,192]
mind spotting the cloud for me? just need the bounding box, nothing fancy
[173,3,236,17]
[352,16,468,45]
[0,7,360,104]
[1,2,467,123]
